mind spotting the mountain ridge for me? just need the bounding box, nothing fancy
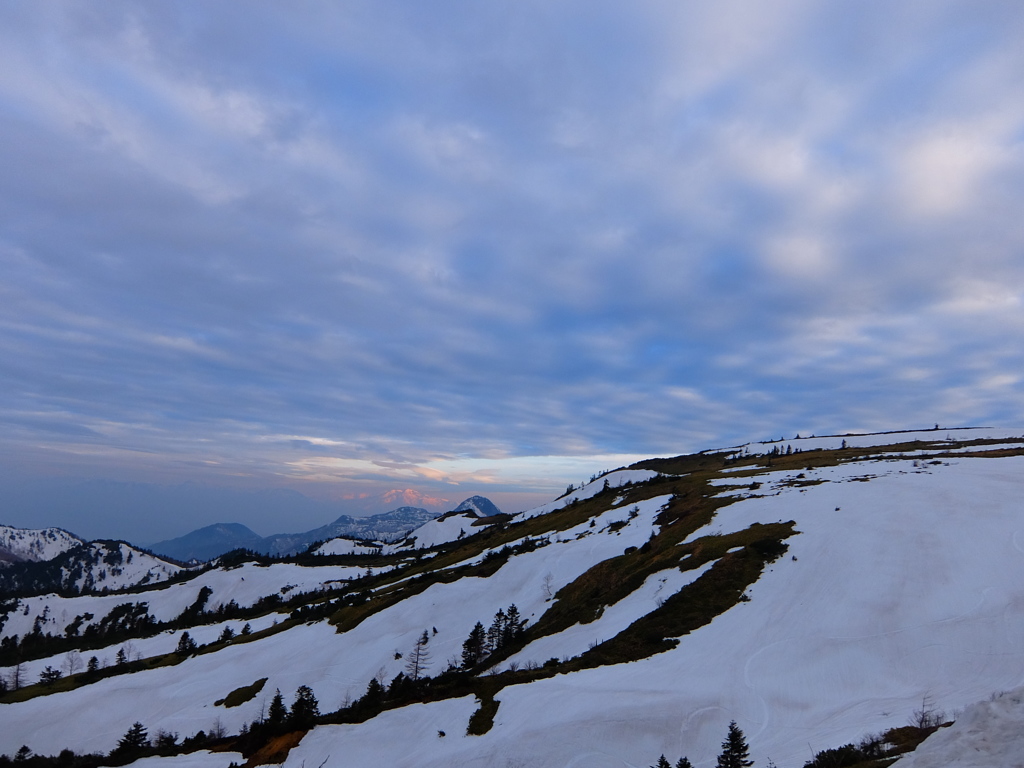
[1,429,1022,767]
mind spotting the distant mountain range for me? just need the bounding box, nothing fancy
[148,497,502,562]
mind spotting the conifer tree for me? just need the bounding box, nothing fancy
[717,721,753,768]
[38,666,62,686]
[462,622,487,668]
[115,648,127,665]
[87,656,99,673]
[267,689,288,728]
[111,722,149,757]
[362,677,385,707]
[176,632,198,655]
[406,629,432,680]
[652,755,671,768]
[503,604,525,645]
[487,609,507,652]
[288,685,320,730]
[676,758,693,768]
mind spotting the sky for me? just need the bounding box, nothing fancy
[2,1,1024,543]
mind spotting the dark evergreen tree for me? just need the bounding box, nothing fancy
[503,604,525,646]
[115,648,127,665]
[267,689,288,728]
[288,685,320,730]
[87,656,99,673]
[218,626,235,643]
[676,758,693,768]
[462,622,487,668]
[487,609,507,652]
[361,677,385,708]
[38,666,62,686]
[176,632,198,655]
[652,756,671,768]
[717,721,753,768]
[240,623,252,635]
[111,722,149,757]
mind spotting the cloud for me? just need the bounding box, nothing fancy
[2,1,1024,537]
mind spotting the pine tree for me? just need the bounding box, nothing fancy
[176,632,198,655]
[676,758,693,768]
[487,609,507,652]
[267,689,288,728]
[38,666,62,686]
[87,656,99,673]
[288,685,320,730]
[462,622,487,668]
[716,721,753,768]
[115,648,128,665]
[503,604,525,645]
[111,722,149,756]
[652,755,671,768]
[362,677,385,707]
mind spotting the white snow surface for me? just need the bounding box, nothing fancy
[396,511,489,550]
[0,525,84,562]
[892,685,1024,768]
[2,561,370,641]
[515,468,660,520]
[501,559,717,670]
[62,542,185,592]
[124,751,243,768]
[312,538,381,556]
[715,426,1022,456]
[5,451,1024,766]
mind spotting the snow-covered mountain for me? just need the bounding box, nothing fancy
[149,500,497,561]
[0,540,186,596]
[453,495,502,518]
[3,430,1024,767]
[0,524,84,565]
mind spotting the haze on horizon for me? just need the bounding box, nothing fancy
[2,2,1024,543]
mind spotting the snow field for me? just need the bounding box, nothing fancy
[125,751,243,768]
[500,559,717,670]
[718,426,1023,457]
[891,685,1024,767]
[289,456,1024,768]
[0,495,671,754]
[515,469,660,521]
[0,613,285,686]
[2,561,370,641]
[312,539,381,556]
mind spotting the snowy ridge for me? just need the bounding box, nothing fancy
[2,435,1024,765]
[0,524,84,564]
[60,542,185,593]
[892,686,1024,768]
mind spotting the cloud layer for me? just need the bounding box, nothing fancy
[2,2,1024,536]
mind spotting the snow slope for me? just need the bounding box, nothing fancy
[0,525,84,563]
[892,685,1024,768]
[4,433,1024,766]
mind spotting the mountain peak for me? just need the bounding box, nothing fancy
[452,495,501,517]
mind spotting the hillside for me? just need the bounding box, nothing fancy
[149,504,458,561]
[1,428,1023,767]
[0,540,186,597]
[0,525,84,565]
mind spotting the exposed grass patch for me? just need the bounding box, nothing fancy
[568,522,796,669]
[466,691,500,735]
[216,677,267,708]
